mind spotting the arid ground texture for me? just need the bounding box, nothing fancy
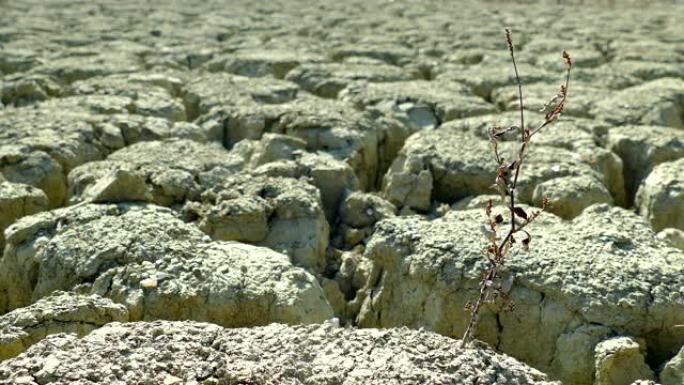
[0,0,683,384]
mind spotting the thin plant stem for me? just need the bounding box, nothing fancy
[460,29,571,348]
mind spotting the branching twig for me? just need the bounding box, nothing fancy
[461,29,572,348]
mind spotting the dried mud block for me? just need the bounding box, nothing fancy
[353,204,684,384]
[0,203,332,325]
[0,321,559,385]
[0,291,128,361]
[285,62,413,98]
[183,174,329,273]
[635,158,684,232]
[68,139,247,206]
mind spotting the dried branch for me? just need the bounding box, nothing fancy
[461,30,572,348]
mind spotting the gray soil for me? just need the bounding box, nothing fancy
[0,0,683,384]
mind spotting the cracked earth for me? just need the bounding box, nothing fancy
[0,0,683,384]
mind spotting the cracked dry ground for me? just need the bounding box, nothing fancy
[0,0,683,384]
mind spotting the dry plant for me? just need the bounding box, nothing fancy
[461,29,572,347]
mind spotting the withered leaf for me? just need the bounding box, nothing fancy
[513,206,528,220]
[494,214,504,224]
[497,165,508,178]
[521,233,531,251]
